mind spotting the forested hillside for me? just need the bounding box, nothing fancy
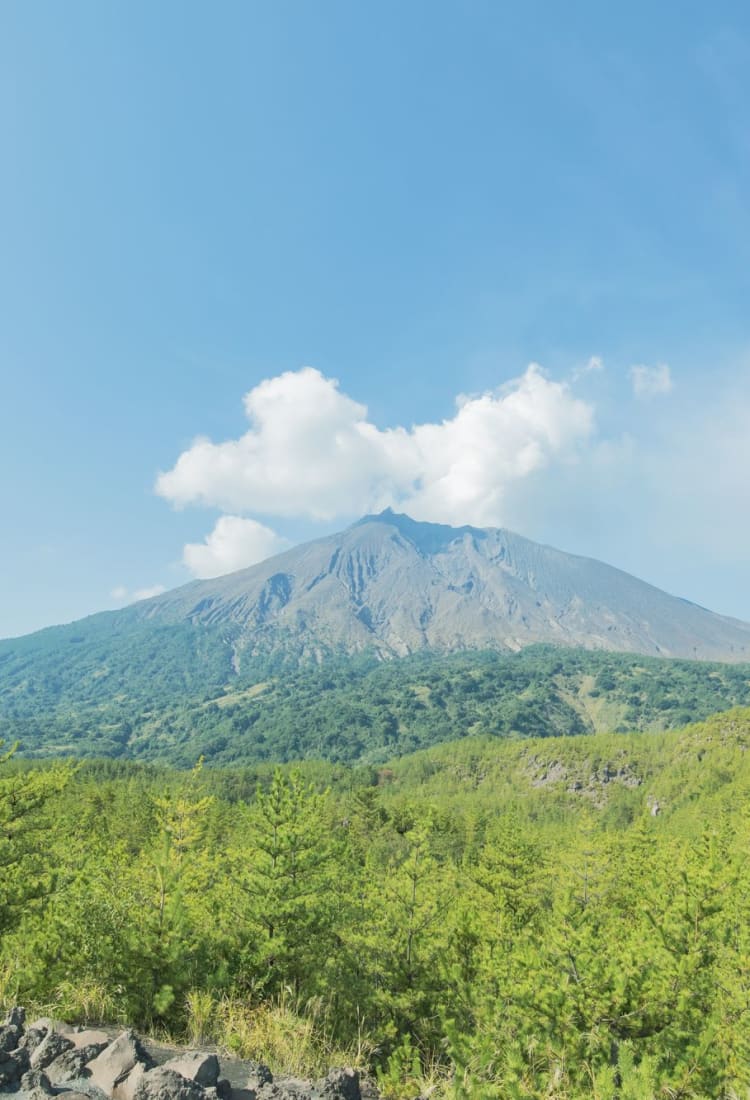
[4,707,750,1097]
[3,644,750,766]
[4,512,750,767]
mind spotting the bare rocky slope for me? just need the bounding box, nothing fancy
[3,511,750,765]
[134,510,750,663]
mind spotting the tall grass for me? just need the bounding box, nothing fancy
[186,989,373,1079]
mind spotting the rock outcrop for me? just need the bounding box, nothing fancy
[0,1009,371,1100]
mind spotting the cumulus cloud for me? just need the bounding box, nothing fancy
[111,584,166,605]
[156,364,595,529]
[630,363,673,399]
[183,515,290,578]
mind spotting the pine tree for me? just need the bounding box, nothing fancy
[238,769,339,997]
[0,743,71,936]
[134,761,217,1022]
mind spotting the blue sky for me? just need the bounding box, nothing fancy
[2,1,750,638]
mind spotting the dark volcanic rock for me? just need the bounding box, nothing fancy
[3,1008,25,1030]
[202,1081,232,1100]
[19,1068,54,1099]
[243,1063,273,1089]
[163,1052,220,1088]
[132,1065,207,1100]
[88,1031,154,1096]
[317,1068,360,1100]
[45,1043,104,1083]
[69,1028,110,1053]
[0,1025,22,1053]
[0,1050,29,1087]
[0,1010,376,1100]
[18,1028,48,1056]
[256,1084,306,1100]
[20,1069,53,1092]
[29,1029,75,1071]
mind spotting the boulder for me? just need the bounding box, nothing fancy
[12,1046,31,1073]
[0,1055,17,1087]
[132,1065,207,1100]
[163,1052,220,1088]
[255,1086,297,1100]
[19,1027,48,1055]
[45,1043,105,1084]
[88,1030,154,1095]
[0,1024,21,1053]
[76,1039,110,1064]
[243,1062,273,1088]
[26,1018,55,1033]
[357,1081,380,1100]
[30,1028,75,1070]
[114,1059,148,1100]
[3,1006,25,1030]
[20,1068,55,1099]
[23,1082,58,1100]
[259,1081,326,1100]
[203,1080,232,1100]
[0,1049,29,1087]
[230,1061,273,1100]
[69,1027,110,1052]
[0,1010,369,1100]
[318,1069,361,1100]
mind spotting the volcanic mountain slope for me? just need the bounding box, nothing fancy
[4,510,750,671]
[131,509,750,663]
[3,511,750,763]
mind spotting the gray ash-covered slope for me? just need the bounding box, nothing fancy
[132,509,750,663]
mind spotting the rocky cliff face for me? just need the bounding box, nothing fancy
[134,510,750,664]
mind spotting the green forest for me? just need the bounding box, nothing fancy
[3,643,750,766]
[4,706,750,1098]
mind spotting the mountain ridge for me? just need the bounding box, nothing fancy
[4,510,750,660]
[122,509,750,664]
[2,509,750,764]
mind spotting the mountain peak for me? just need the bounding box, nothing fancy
[117,512,750,664]
[351,508,485,554]
[5,514,750,665]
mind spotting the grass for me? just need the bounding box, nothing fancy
[184,989,374,1080]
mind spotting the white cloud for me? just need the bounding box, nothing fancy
[183,515,290,579]
[571,355,604,380]
[111,584,166,605]
[630,363,673,399]
[156,364,595,529]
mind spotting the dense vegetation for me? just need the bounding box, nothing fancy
[3,642,750,766]
[4,707,750,1097]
